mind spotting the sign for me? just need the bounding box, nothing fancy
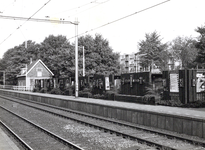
[196,73,205,92]
[105,77,110,90]
[170,73,179,92]
[130,75,133,87]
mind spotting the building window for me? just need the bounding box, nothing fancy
[36,68,42,77]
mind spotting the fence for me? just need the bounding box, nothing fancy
[197,92,205,101]
[120,72,151,96]
[0,85,14,90]
[13,86,33,91]
[163,69,205,104]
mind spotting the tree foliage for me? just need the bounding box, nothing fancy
[78,34,120,75]
[138,31,168,71]
[1,34,120,80]
[195,25,205,68]
[1,41,39,79]
[169,36,197,69]
[38,35,74,78]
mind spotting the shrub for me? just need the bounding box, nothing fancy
[156,99,182,107]
[40,88,47,93]
[63,88,73,96]
[63,88,69,95]
[62,85,75,96]
[79,91,92,98]
[82,87,91,93]
[104,91,116,100]
[79,87,92,98]
[93,94,105,99]
[143,82,162,105]
[33,87,40,92]
[156,99,205,108]
[114,94,143,103]
[50,88,62,95]
[181,100,205,108]
[142,95,155,105]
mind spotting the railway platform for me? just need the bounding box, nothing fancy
[0,127,20,150]
[0,89,205,140]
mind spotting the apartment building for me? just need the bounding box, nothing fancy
[120,53,161,74]
[120,53,143,73]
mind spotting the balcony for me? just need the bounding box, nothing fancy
[125,63,129,68]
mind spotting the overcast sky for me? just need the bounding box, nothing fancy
[0,0,205,59]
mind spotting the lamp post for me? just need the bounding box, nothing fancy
[3,71,5,87]
[71,45,85,77]
[75,18,79,98]
[71,42,85,98]
[75,45,86,97]
[82,46,85,77]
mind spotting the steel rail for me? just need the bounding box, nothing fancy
[0,120,33,150]
[0,96,181,150]
[1,94,205,147]
[0,105,84,150]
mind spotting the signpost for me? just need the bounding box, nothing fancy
[170,73,179,92]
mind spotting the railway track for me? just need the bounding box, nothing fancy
[0,120,33,150]
[1,95,205,150]
[0,106,85,150]
[0,96,154,150]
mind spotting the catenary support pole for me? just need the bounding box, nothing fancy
[83,46,85,77]
[75,18,79,98]
[3,71,5,86]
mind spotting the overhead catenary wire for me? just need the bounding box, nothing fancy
[49,0,101,16]
[67,0,110,18]
[0,0,170,47]
[68,0,170,40]
[0,0,107,47]
[0,1,16,14]
[0,0,52,46]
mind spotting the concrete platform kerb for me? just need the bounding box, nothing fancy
[0,89,205,139]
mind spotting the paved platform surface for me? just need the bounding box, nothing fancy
[5,89,205,120]
[0,127,20,150]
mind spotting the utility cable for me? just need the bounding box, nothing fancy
[68,0,170,40]
[49,0,98,16]
[0,0,170,47]
[0,0,51,46]
[67,0,110,18]
[0,1,16,14]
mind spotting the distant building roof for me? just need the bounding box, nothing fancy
[17,59,54,77]
[27,60,38,72]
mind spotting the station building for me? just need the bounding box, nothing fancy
[15,59,54,91]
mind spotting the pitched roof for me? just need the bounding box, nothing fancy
[27,60,38,72]
[17,59,54,77]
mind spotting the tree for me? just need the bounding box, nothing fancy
[138,31,168,71]
[0,58,5,71]
[78,34,120,75]
[169,36,197,69]
[0,58,4,84]
[38,35,74,78]
[195,25,205,68]
[1,34,120,79]
[1,40,39,78]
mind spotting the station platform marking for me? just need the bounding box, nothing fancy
[0,127,20,150]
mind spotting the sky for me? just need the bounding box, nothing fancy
[0,0,205,59]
